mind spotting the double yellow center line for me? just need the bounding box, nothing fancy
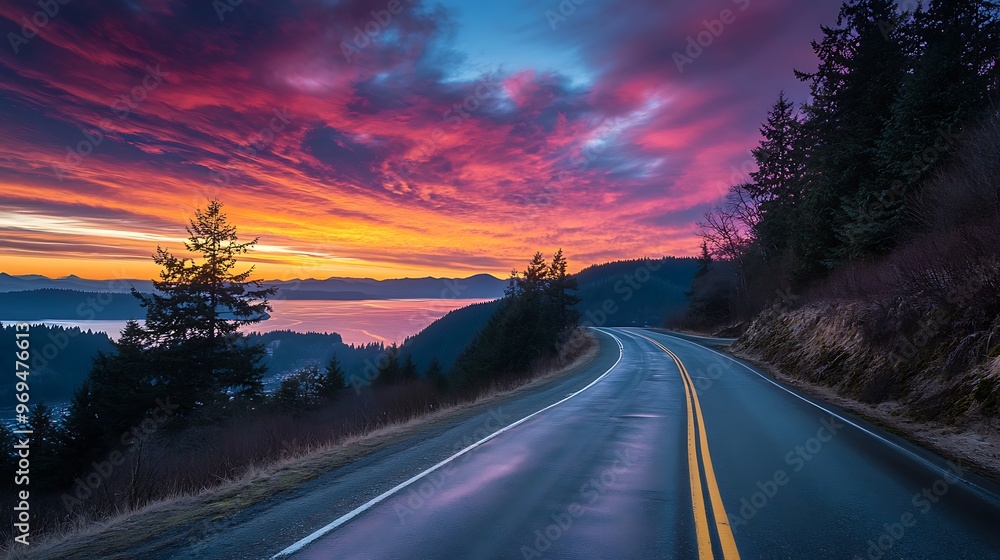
[634,333,740,560]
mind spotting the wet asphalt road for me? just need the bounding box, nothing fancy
[168,328,1000,560]
[268,327,1000,560]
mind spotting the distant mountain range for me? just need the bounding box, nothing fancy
[0,273,155,293]
[0,272,505,297]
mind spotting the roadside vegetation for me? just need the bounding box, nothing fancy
[677,0,1000,474]
[682,0,999,329]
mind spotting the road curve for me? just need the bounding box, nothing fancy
[266,327,1000,560]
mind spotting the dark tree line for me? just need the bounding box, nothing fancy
[452,250,581,386]
[17,201,280,492]
[687,0,1000,328]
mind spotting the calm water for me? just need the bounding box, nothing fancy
[2,298,491,346]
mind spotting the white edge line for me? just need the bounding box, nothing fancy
[634,328,991,494]
[272,328,625,559]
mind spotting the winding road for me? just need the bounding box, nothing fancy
[188,328,1000,559]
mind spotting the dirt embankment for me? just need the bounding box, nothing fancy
[732,301,1000,479]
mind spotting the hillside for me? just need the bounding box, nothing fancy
[401,300,501,371]
[247,330,388,384]
[0,324,113,403]
[732,112,1000,475]
[0,289,146,320]
[401,256,698,373]
[574,257,697,326]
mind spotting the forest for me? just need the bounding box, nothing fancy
[684,0,1000,330]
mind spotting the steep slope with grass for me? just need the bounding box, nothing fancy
[733,114,1000,476]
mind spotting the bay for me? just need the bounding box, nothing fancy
[1,298,491,346]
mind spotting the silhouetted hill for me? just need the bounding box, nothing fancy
[0,289,145,320]
[246,330,394,383]
[0,324,113,403]
[401,299,502,372]
[574,257,698,326]
[0,272,151,293]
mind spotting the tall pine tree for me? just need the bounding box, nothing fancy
[749,91,804,259]
[133,199,275,414]
[792,0,908,279]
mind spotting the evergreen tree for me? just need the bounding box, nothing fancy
[0,423,16,478]
[684,243,735,328]
[693,242,712,281]
[521,252,550,304]
[273,375,305,411]
[317,354,347,400]
[400,353,420,383]
[57,379,107,478]
[27,403,61,489]
[271,365,337,411]
[548,249,582,334]
[425,357,449,392]
[83,320,160,443]
[375,344,402,387]
[454,251,581,387]
[846,0,1000,252]
[133,199,275,413]
[792,0,909,279]
[503,269,522,299]
[749,91,804,258]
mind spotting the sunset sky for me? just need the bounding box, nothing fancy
[0,0,843,280]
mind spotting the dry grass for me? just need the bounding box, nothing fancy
[988,357,1000,378]
[6,330,598,560]
[734,301,1000,481]
[732,349,1000,481]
